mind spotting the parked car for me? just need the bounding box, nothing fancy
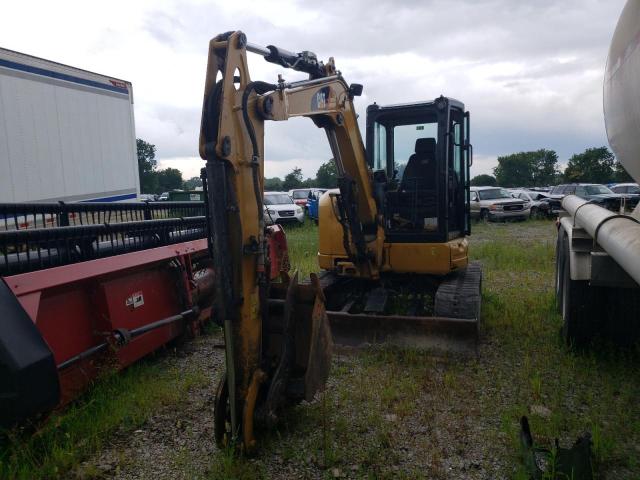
[470,186,530,221]
[158,192,170,201]
[288,188,313,208]
[510,189,552,219]
[264,192,305,225]
[546,183,639,213]
[610,182,640,194]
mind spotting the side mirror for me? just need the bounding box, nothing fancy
[349,83,363,98]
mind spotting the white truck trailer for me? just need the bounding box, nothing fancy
[0,47,139,203]
[555,0,640,345]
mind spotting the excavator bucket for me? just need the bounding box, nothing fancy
[213,271,332,450]
[263,271,332,405]
[321,262,482,354]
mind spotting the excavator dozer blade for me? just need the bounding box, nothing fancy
[321,263,482,355]
[327,312,478,354]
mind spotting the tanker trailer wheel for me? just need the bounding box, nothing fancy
[555,226,566,313]
[214,373,232,448]
[560,242,597,347]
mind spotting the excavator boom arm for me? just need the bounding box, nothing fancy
[199,31,333,450]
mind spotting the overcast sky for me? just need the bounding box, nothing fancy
[1,0,627,180]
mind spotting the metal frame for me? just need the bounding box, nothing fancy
[1,216,206,275]
[0,201,205,231]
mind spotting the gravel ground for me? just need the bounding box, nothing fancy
[76,335,225,480]
[78,338,514,479]
[74,221,639,479]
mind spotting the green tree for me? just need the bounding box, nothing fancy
[530,149,559,186]
[564,147,615,184]
[264,177,283,191]
[315,160,338,188]
[302,177,316,187]
[137,138,158,193]
[493,149,559,187]
[282,167,303,191]
[183,176,202,190]
[157,168,183,192]
[613,161,633,183]
[470,174,497,186]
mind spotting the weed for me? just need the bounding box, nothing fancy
[530,372,543,400]
[0,350,211,479]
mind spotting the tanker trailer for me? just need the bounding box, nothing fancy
[555,0,640,345]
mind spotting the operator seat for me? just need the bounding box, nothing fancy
[400,138,436,192]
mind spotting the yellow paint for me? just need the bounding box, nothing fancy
[318,193,469,276]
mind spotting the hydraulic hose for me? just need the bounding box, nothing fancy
[241,81,278,217]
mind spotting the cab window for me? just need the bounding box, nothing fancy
[393,121,438,181]
[373,122,387,172]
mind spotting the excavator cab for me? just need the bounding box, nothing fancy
[366,98,472,243]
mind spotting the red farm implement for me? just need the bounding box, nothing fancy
[0,200,288,427]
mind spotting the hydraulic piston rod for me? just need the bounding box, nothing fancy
[245,39,326,78]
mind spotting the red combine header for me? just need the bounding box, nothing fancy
[0,199,288,427]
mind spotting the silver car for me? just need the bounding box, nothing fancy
[510,189,552,219]
[264,192,305,225]
[470,186,530,221]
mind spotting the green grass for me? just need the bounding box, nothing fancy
[0,346,211,479]
[3,219,639,479]
[263,220,640,478]
[280,221,319,278]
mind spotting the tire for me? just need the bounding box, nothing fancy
[479,209,488,221]
[560,239,602,346]
[530,206,538,219]
[555,226,566,313]
[603,289,640,346]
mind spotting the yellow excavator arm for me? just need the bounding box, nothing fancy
[199,31,333,450]
[199,30,481,450]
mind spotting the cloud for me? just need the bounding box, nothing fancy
[1,0,626,182]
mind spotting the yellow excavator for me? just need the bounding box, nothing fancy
[199,31,481,450]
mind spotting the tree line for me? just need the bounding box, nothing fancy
[265,161,338,191]
[140,138,631,195]
[471,146,632,187]
[137,139,184,193]
[138,138,338,194]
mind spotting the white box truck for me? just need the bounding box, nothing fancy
[0,47,139,203]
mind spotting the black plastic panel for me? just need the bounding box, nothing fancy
[0,278,60,427]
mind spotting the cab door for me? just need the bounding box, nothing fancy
[447,107,469,238]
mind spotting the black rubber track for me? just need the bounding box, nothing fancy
[434,261,483,320]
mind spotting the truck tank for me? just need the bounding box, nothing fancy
[604,0,640,183]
